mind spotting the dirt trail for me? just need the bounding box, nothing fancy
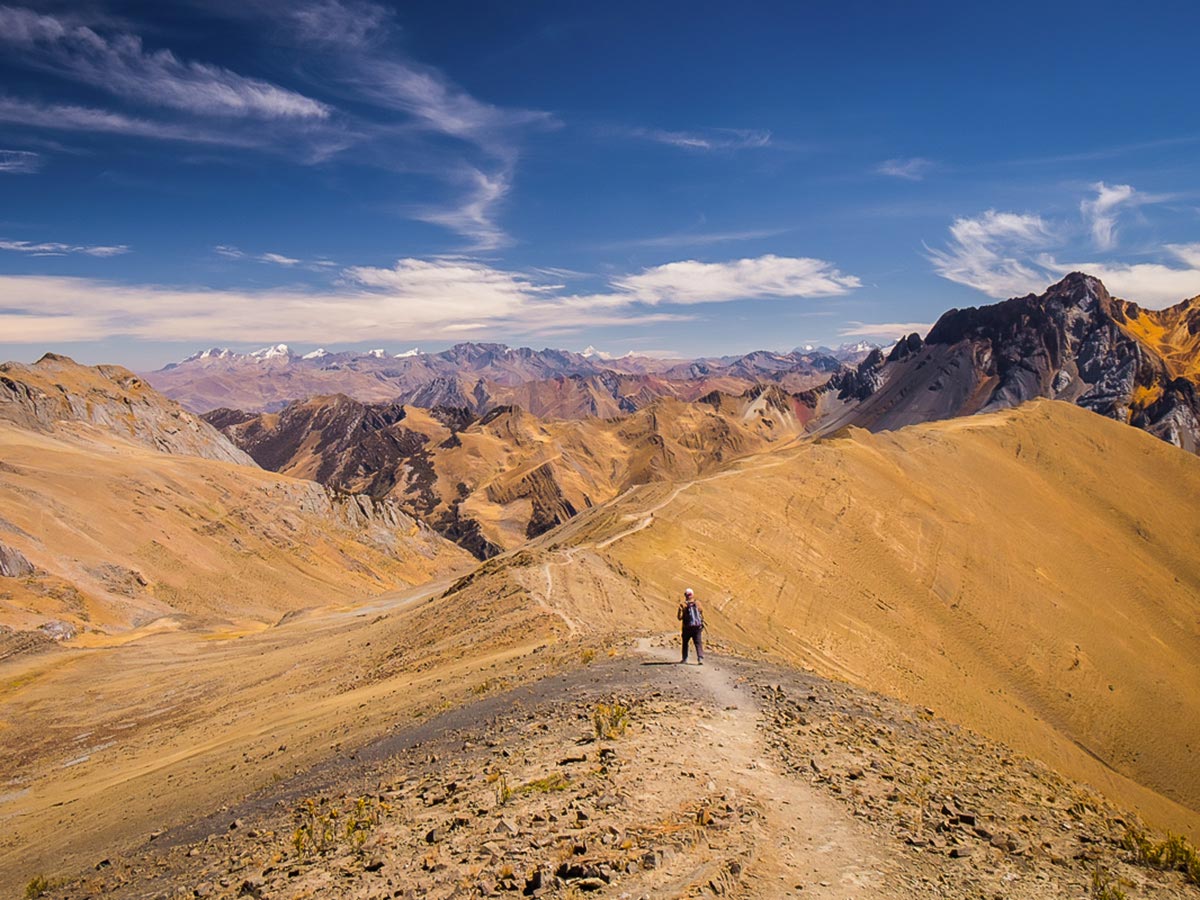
[634,635,900,898]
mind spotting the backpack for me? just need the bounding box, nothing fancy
[683,600,703,629]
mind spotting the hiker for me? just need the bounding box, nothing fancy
[677,587,704,664]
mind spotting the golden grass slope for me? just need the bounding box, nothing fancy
[508,400,1200,837]
[1115,294,1200,383]
[0,422,471,635]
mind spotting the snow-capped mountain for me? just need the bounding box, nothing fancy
[249,344,292,361]
[183,347,237,362]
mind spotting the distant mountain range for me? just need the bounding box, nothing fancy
[145,341,874,416]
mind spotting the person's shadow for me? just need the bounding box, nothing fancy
[641,660,679,666]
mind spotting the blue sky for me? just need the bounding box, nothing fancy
[2,0,1200,369]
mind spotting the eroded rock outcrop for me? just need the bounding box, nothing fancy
[0,354,254,464]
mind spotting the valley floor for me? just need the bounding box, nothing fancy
[17,636,1199,900]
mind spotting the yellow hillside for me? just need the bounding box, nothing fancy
[517,400,1200,837]
[0,422,471,634]
[1115,295,1200,382]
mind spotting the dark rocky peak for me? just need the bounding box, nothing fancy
[887,333,924,362]
[1044,271,1108,307]
[478,404,524,427]
[824,347,887,402]
[743,381,795,408]
[926,273,1111,349]
[428,406,477,432]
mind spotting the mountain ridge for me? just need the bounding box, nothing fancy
[816,272,1200,451]
[145,341,858,416]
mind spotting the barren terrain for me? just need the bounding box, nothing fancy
[1,397,1198,899]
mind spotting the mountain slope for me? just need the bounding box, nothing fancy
[815,273,1200,451]
[208,385,808,557]
[0,354,253,464]
[0,357,472,639]
[468,400,1200,837]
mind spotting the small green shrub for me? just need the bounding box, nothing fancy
[1121,827,1200,884]
[520,772,570,794]
[495,773,513,805]
[25,876,52,900]
[1090,868,1127,900]
[593,700,629,739]
[291,794,386,858]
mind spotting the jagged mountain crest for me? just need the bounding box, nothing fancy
[816,272,1200,452]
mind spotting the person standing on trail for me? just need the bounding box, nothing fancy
[678,588,704,665]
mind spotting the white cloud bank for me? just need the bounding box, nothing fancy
[840,321,933,338]
[0,253,859,343]
[611,255,860,304]
[928,184,1200,307]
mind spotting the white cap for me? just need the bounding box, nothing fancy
[684,588,694,597]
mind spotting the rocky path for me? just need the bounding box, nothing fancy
[633,636,899,898]
[24,639,1199,900]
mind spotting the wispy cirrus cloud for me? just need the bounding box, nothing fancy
[215,245,320,268]
[622,126,772,152]
[876,157,934,180]
[926,210,1059,298]
[1078,181,1173,251]
[0,238,129,257]
[267,0,553,247]
[409,165,514,251]
[283,0,390,50]
[354,60,554,150]
[0,252,860,343]
[602,227,790,250]
[0,5,329,120]
[0,1,552,249]
[0,149,42,173]
[0,96,267,146]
